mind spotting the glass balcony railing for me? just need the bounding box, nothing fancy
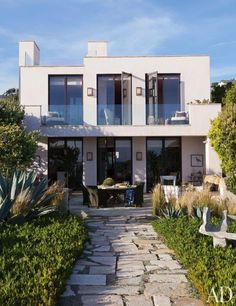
[42,105,83,125]
[146,103,189,125]
[97,104,132,125]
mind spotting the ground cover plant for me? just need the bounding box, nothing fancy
[0,212,87,306]
[153,216,236,305]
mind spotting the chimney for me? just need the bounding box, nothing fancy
[19,41,40,66]
[87,41,107,57]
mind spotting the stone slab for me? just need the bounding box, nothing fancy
[90,265,116,275]
[87,256,116,266]
[173,297,205,306]
[77,285,140,295]
[150,274,188,283]
[81,294,124,306]
[125,295,153,306]
[66,274,106,286]
[153,295,171,306]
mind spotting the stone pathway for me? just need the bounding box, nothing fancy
[59,197,204,306]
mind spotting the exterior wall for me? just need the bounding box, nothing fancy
[83,137,97,185]
[205,138,222,175]
[33,137,48,177]
[181,136,205,182]
[132,137,146,190]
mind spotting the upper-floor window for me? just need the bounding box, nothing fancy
[146,73,180,124]
[97,73,132,125]
[49,75,83,125]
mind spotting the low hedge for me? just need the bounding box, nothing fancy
[0,212,87,306]
[153,217,236,305]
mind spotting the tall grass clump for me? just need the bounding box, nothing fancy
[152,184,165,216]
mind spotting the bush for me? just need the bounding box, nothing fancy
[153,217,236,305]
[102,177,115,186]
[0,212,87,305]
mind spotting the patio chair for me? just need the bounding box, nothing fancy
[134,181,145,207]
[124,189,135,206]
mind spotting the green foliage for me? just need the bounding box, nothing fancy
[211,82,233,105]
[153,217,236,305]
[0,97,24,125]
[0,212,87,306]
[209,84,236,194]
[0,124,39,174]
[0,170,56,223]
[160,203,185,219]
[102,177,115,186]
[0,97,39,174]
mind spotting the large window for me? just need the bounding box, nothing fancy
[97,73,132,125]
[97,138,132,184]
[49,75,83,125]
[147,137,181,190]
[48,138,83,190]
[146,73,180,124]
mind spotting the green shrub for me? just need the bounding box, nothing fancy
[153,217,236,305]
[102,177,115,186]
[0,212,87,306]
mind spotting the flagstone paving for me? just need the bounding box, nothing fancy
[59,197,204,306]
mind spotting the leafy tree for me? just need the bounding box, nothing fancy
[211,82,232,105]
[0,97,24,125]
[209,84,236,194]
[0,97,39,174]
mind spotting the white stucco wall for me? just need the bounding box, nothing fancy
[205,138,222,176]
[132,137,146,190]
[83,137,97,185]
[181,136,205,182]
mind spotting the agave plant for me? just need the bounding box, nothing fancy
[160,203,185,219]
[0,170,57,223]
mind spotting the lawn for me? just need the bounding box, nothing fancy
[0,212,87,306]
[153,217,236,305]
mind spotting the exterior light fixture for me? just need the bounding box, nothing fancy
[136,87,142,96]
[87,87,93,96]
[136,152,142,161]
[87,152,93,161]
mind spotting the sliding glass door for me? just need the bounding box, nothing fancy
[97,138,132,184]
[48,138,83,190]
[147,137,181,190]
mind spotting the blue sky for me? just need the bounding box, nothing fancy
[0,0,236,93]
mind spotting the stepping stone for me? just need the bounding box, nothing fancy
[81,294,124,306]
[149,260,181,270]
[150,274,188,283]
[66,274,106,285]
[90,265,116,275]
[78,285,140,295]
[116,276,142,286]
[125,295,153,306]
[87,256,116,266]
[116,270,144,278]
[94,246,111,252]
[153,295,171,306]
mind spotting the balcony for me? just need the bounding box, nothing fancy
[97,104,132,125]
[42,105,83,126]
[146,103,189,125]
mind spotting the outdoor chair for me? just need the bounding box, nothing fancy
[86,186,108,208]
[124,189,135,206]
[134,181,145,206]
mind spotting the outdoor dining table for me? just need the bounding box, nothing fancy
[98,185,137,205]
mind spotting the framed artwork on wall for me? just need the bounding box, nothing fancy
[191,154,203,167]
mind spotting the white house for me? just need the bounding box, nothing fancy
[19,40,221,191]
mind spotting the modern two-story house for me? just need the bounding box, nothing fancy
[19,40,221,191]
